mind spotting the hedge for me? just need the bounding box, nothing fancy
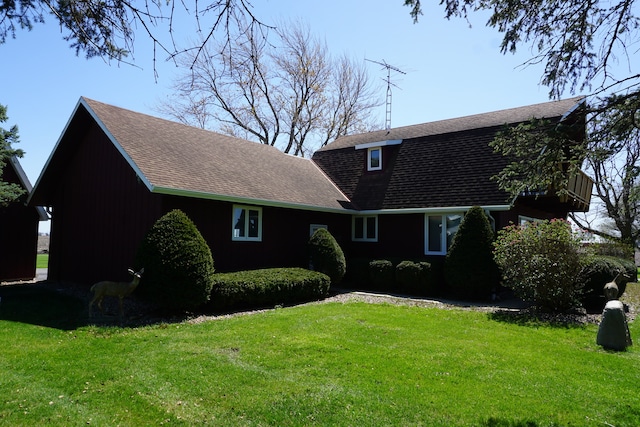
[209,268,331,311]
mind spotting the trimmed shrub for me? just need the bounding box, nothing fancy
[209,268,330,311]
[369,260,394,290]
[580,256,631,309]
[494,219,584,312]
[445,206,500,300]
[135,209,215,312]
[396,261,431,295]
[308,228,346,285]
[591,241,635,260]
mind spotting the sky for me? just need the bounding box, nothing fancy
[2,1,581,232]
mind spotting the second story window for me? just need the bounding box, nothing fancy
[368,147,382,171]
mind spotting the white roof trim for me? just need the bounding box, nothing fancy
[151,186,353,214]
[354,139,403,150]
[355,205,512,215]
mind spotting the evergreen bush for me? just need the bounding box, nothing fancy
[308,228,346,285]
[369,260,394,290]
[209,268,330,311]
[444,206,499,300]
[135,209,215,312]
[396,261,431,295]
[494,219,584,312]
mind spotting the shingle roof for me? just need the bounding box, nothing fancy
[319,96,585,151]
[312,97,586,210]
[81,98,350,211]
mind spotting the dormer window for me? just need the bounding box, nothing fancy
[368,147,382,171]
[355,139,402,172]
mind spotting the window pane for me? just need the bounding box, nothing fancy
[366,216,376,239]
[428,215,442,252]
[354,217,364,239]
[233,207,245,238]
[248,209,259,238]
[370,149,380,168]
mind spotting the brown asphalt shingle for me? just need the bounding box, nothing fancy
[313,97,585,210]
[318,96,585,151]
[82,98,350,211]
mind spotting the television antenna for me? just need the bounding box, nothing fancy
[366,58,406,130]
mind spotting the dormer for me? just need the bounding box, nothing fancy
[355,139,402,172]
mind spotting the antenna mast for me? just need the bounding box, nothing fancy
[366,59,406,130]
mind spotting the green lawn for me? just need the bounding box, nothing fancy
[36,253,48,269]
[0,283,639,426]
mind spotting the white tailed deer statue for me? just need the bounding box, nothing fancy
[89,268,144,318]
[603,271,631,301]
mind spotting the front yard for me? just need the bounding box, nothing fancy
[0,281,639,426]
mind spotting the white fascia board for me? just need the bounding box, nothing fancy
[151,186,353,215]
[354,205,512,215]
[354,139,403,150]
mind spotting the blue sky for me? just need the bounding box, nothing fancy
[4,1,567,231]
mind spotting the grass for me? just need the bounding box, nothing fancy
[0,283,639,426]
[36,253,48,269]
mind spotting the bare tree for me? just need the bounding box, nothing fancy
[571,99,640,247]
[158,19,381,156]
[1,0,268,72]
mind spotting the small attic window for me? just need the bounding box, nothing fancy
[355,139,402,172]
[368,147,382,171]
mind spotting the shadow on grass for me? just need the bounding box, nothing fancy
[0,283,86,330]
[488,307,597,328]
[481,418,545,427]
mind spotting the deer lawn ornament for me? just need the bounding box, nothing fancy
[89,268,144,318]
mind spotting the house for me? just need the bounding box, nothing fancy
[311,95,591,262]
[0,156,48,281]
[28,96,592,285]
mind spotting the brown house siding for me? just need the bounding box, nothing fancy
[164,195,350,273]
[0,162,40,281]
[47,124,161,285]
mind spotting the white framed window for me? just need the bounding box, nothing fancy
[367,147,382,171]
[518,215,541,226]
[309,224,328,237]
[424,213,464,255]
[232,205,262,241]
[353,215,378,242]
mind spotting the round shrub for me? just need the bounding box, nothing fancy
[396,261,431,295]
[445,206,500,300]
[369,259,394,290]
[135,209,215,312]
[308,228,346,285]
[494,219,583,312]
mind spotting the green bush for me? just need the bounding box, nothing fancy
[135,209,215,312]
[209,268,330,311]
[493,219,584,313]
[369,260,394,290]
[445,207,500,300]
[580,256,633,309]
[590,241,635,260]
[396,261,431,295]
[308,228,346,285]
